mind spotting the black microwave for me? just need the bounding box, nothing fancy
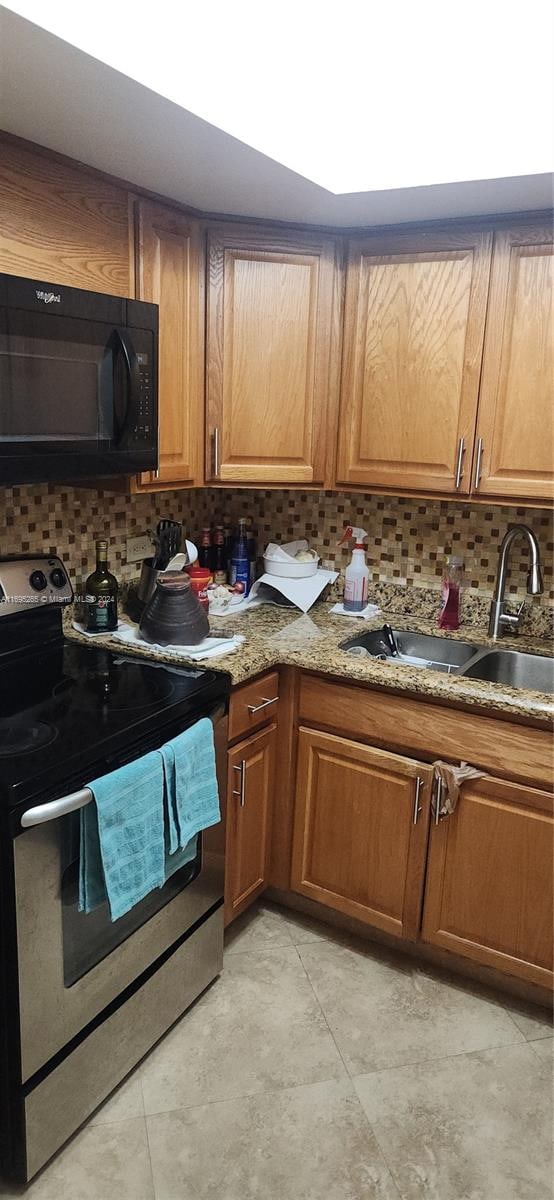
[0,273,158,486]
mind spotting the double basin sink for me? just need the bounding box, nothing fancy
[340,627,554,694]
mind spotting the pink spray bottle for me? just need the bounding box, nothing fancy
[438,556,464,631]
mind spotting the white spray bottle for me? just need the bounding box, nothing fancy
[340,526,370,612]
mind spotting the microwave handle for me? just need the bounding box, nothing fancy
[112,328,140,444]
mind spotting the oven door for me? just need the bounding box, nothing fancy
[13,706,227,1083]
[0,307,157,484]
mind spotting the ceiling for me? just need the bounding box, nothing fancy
[1,4,552,228]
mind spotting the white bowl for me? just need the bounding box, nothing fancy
[263,555,319,579]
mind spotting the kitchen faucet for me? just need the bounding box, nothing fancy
[488,525,543,639]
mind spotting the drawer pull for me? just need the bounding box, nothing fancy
[247,696,278,715]
[412,776,424,825]
[233,760,246,806]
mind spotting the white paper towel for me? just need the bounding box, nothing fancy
[249,568,338,613]
[329,602,381,619]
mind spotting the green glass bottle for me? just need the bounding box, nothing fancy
[85,539,118,632]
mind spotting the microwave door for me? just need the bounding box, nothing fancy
[0,302,157,483]
[0,311,114,450]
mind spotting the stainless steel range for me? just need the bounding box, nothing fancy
[0,556,229,1184]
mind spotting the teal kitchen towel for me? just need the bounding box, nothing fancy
[159,718,220,850]
[165,833,199,881]
[79,751,166,921]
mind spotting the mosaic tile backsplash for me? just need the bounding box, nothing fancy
[1,483,553,626]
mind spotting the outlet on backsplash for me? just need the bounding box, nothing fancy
[126,534,155,564]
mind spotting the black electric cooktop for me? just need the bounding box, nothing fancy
[0,636,229,811]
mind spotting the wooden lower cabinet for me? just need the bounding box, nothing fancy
[225,724,276,923]
[422,775,554,987]
[291,728,433,940]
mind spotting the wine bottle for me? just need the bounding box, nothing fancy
[213,525,228,585]
[198,527,213,572]
[85,539,118,632]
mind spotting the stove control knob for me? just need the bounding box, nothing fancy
[50,567,67,589]
[29,570,48,591]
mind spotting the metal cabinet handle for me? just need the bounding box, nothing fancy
[434,776,444,825]
[213,427,220,478]
[233,760,246,807]
[454,437,465,490]
[412,776,424,825]
[247,696,278,714]
[473,437,484,490]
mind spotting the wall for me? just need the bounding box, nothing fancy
[2,483,552,612]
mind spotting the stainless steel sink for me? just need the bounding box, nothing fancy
[340,625,554,693]
[461,649,554,694]
[340,628,480,673]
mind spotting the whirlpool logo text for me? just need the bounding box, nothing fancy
[35,289,61,304]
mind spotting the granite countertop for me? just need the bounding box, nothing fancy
[66,591,554,727]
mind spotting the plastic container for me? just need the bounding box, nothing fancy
[185,565,213,613]
[263,554,319,579]
[438,556,464,630]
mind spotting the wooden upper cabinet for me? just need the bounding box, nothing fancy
[473,223,554,501]
[135,201,204,490]
[291,728,433,940]
[0,139,133,295]
[336,227,493,494]
[206,227,341,486]
[422,775,554,988]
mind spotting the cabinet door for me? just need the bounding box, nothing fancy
[336,227,492,494]
[135,201,204,490]
[422,775,554,987]
[291,728,433,939]
[0,138,133,295]
[207,227,340,486]
[473,224,553,501]
[225,724,276,923]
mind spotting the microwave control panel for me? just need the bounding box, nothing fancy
[133,354,154,445]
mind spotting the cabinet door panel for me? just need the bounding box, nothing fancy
[225,725,276,923]
[207,228,340,485]
[474,225,553,500]
[291,728,433,939]
[337,228,492,493]
[136,201,203,490]
[0,139,133,295]
[422,776,554,987]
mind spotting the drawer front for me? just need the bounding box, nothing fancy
[229,671,280,742]
[299,674,553,790]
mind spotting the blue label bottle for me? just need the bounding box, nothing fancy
[229,518,250,595]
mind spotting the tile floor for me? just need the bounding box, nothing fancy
[2,902,552,1199]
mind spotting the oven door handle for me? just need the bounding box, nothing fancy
[21,786,93,828]
[20,707,227,829]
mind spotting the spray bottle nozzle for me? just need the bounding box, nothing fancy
[338,525,368,548]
